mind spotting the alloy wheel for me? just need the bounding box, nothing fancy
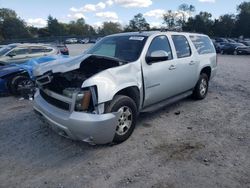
[116,106,133,136]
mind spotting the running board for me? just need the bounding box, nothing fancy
[141,90,193,113]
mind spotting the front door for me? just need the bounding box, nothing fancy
[4,47,30,64]
[142,35,180,107]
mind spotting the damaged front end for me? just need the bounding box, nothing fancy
[35,55,125,112]
[34,55,125,144]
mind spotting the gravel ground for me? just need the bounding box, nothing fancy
[0,53,249,188]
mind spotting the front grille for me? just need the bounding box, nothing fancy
[40,90,70,111]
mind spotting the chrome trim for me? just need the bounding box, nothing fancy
[36,74,53,86]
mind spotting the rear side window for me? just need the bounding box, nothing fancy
[147,35,173,60]
[172,35,191,58]
[30,47,45,54]
[190,35,215,54]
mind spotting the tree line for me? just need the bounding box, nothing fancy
[0,1,250,42]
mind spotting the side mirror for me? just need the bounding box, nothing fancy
[7,51,16,57]
[146,50,169,64]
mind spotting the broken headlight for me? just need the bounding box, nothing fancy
[75,90,92,111]
[62,87,97,112]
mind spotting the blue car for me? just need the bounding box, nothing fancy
[0,55,69,95]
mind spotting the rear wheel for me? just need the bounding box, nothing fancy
[105,95,137,144]
[192,73,209,100]
[10,75,34,96]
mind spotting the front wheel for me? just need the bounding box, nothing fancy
[10,75,34,96]
[192,73,209,100]
[105,95,137,144]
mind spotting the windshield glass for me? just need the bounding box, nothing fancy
[87,35,148,62]
[0,45,16,56]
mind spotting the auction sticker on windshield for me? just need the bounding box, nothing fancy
[129,36,145,41]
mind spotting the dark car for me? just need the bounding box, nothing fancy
[220,43,249,55]
[242,41,250,47]
[214,37,228,43]
[226,38,237,43]
[212,40,221,53]
[235,46,250,55]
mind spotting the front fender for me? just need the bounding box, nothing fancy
[82,61,142,104]
[0,65,25,78]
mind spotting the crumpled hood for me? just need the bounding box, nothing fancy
[33,54,90,76]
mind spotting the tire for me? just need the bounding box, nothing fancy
[192,73,209,100]
[10,75,33,96]
[233,50,238,55]
[105,95,137,144]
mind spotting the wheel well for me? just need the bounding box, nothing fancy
[115,86,140,109]
[2,71,29,80]
[200,67,211,80]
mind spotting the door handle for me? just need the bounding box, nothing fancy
[189,61,196,65]
[169,65,176,70]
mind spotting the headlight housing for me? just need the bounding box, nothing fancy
[62,86,97,112]
[75,90,92,111]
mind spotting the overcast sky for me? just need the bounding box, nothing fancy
[0,0,246,28]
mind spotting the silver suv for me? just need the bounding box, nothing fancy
[34,31,217,144]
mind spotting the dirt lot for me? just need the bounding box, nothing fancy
[0,53,249,188]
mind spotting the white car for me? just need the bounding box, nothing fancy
[0,43,59,65]
[65,38,78,44]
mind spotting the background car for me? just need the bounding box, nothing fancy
[0,43,59,65]
[242,41,250,46]
[220,42,247,55]
[235,45,250,55]
[65,38,78,44]
[79,38,90,44]
[0,55,69,96]
[214,37,228,43]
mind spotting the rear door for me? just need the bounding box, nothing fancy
[170,35,199,93]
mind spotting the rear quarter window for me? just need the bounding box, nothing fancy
[190,35,215,54]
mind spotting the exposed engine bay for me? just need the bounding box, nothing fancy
[37,55,125,95]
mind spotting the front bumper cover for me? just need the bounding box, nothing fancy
[34,91,120,144]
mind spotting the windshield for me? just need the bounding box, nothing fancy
[0,45,16,56]
[87,35,148,62]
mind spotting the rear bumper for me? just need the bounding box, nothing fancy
[34,91,119,144]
